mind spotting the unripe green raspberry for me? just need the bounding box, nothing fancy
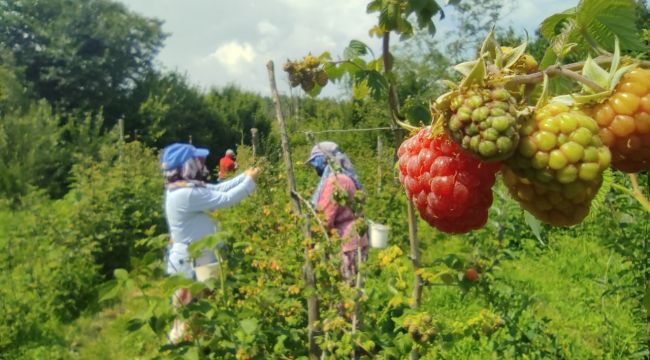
[507,102,611,189]
[445,86,521,161]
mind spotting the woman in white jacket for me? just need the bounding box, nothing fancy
[160,142,260,342]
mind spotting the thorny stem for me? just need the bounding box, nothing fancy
[396,119,421,132]
[506,64,606,92]
[611,180,650,213]
[629,174,650,212]
[291,190,332,244]
[552,66,606,92]
[382,31,422,360]
[507,56,650,84]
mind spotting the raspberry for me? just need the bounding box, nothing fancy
[446,86,520,161]
[507,102,610,186]
[502,166,601,226]
[398,128,501,233]
[585,68,650,172]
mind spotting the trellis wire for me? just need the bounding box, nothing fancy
[303,126,394,136]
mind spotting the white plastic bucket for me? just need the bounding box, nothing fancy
[369,222,389,248]
[194,262,220,282]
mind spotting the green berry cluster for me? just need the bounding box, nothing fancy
[447,86,520,161]
[283,54,328,92]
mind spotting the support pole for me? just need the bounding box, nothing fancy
[382,32,422,360]
[251,128,259,161]
[377,135,383,195]
[266,60,320,359]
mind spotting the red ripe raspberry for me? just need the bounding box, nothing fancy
[398,128,501,233]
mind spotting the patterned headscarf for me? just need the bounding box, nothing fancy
[307,141,362,206]
[163,157,209,189]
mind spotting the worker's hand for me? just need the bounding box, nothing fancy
[245,167,262,181]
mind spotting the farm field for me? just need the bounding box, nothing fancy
[1,0,649,359]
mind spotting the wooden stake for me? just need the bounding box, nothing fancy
[251,128,259,161]
[118,118,124,142]
[377,135,383,194]
[382,31,422,360]
[266,60,321,359]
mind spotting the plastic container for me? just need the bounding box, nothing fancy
[194,262,221,282]
[369,221,389,248]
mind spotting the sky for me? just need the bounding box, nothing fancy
[115,0,579,97]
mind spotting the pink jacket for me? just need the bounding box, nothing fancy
[316,174,368,252]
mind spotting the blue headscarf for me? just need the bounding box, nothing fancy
[307,142,362,206]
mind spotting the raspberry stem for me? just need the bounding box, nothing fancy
[611,176,650,212]
[629,174,650,212]
[505,64,606,92]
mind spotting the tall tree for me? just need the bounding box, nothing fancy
[0,0,166,123]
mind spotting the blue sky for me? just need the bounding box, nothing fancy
[115,0,579,97]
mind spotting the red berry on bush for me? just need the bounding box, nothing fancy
[465,267,479,282]
[398,127,501,233]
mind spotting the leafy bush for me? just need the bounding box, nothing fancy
[68,140,166,278]
[0,193,98,356]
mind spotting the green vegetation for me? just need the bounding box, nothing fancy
[1,0,649,359]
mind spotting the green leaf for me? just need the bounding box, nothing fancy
[367,58,384,72]
[323,62,345,81]
[98,279,120,302]
[183,347,200,360]
[459,57,486,88]
[344,40,369,59]
[643,287,650,313]
[189,235,219,257]
[524,211,545,246]
[540,8,577,39]
[539,47,558,70]
[126,318,145,332]
[365,70,388,99]
[240,318,258,335]
[503,42,528,70]
[404,104,430,124]
[307,83,323,97]
[551,18,578,60]
[318,51,332,61]
[409,0,428,12]
[411,1,442,36]
[367,0,382,13]
[453,60,478,77]
[273,335,288,354]
[352,79,370,100]
[581,56,610,91]
[114,268,129,282]
[396,17,414,38]
[440,272,457,285]
[479,29,500,62]
[576,0,645,51]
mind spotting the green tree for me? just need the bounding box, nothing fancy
[0,101,63,204]
[0,0,166,123]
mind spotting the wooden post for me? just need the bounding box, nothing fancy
[118,118,124,142]
[118,118,124,160]
[251,128,259,161]
[382,32,422,360]
[377,135,383,194]
[266,60,320,359]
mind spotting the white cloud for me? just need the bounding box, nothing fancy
[257,20,279,36]
[117,0,580,97]
[208,41,256,72]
